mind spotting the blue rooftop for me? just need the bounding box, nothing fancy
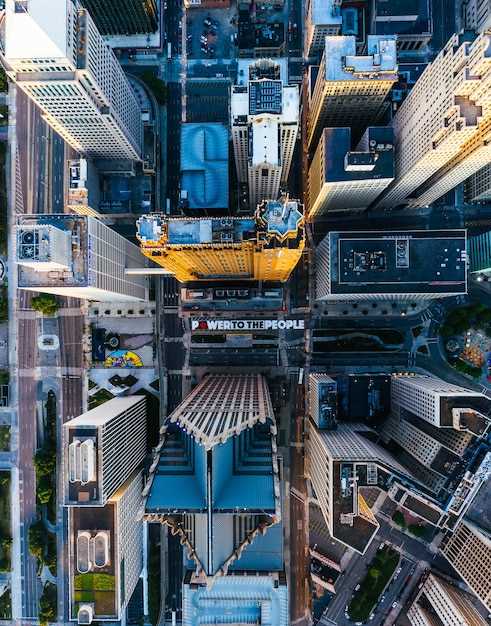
[183,575,289,626]
[180,123,229,210]
[146,424,276,513]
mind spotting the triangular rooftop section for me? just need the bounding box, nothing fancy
[167,374,275,450]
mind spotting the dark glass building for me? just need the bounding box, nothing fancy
[81,0,158,35]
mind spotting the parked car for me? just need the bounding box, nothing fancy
[392,602,399,609]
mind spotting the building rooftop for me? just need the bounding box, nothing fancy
[249,80,283,115]
[167,374,273,449]
[322,127,394,183]
[137,198,304,249]
[17,215,89,289]
[324,35,398,81]
[65,396,145,428]
[465,478,491,535]
[327,230,467,296]
[310,0,342,26]
[182,574,289,626]
[69,501,118,621]
[373,0,432,38]
[237,58,288,86]
[5,0,71,61]
[180,123,228,210]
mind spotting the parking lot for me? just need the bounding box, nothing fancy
[186,6,238,59]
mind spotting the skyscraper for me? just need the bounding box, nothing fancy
[304,0,342,57]
[391,374,490,435]
[407,572,488,626]
[306,422,421,553]
[231,59,299,208]
[465,165,491,203]
[308,126,394,217]
[307,35,398,151]
[440,481,491,611]
[143,374,288,624]
[315,230,467,301]
[309,373,337,429]
[63,398,147,624]
[80,0,158,35]
[17,214,148,301]
[136,197,305,282]
[462,0,491,32]
[68,470,144,624]
[63,396,147,506]
[469,230,491,275]
[375,31,491,209]
[4,0,142,160]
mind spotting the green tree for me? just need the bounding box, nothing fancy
[28,520,45,559]
[34,448,56,476]
[38,583,57,625]
[408,524,426,538]
[36,476,53,505]
[31,294,59,316]
[392,510,406,527]
[368,567,381,582]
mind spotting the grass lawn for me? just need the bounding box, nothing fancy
[0,426,10,451]
[74,573,116,591]
[89,388,114,410]
[0,472,11,572]
[348,545,399,622]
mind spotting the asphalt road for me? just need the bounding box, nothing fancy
[13,86,78,624]
[289,377,310,626]
[166,82,182,210]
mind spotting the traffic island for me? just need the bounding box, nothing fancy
[347,544,399,622]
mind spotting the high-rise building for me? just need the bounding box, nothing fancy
[465,165,491,203]
[63,396,147,506]
[370,0,433,53]
[231,59,299,208]
[68,470,144,624]
[136,196,305,282]
[315,230,467,301]
[307,36,398,151]
[4,0,142,160]
[80,0,158,35]
[142,374,288,624]
[469,231,491,275]
[306,422,421,553]
[16,214,148,301]
[309,373,337,429]
[407,572,488,626]
[308,126,394,217]
[391,374,490,436]
[441,482,491,611]
[461,0,491,32]
[375,32,491,209]
[304,0,342,57]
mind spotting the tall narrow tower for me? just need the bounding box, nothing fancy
[4,0,142,160]
[231,60,299,209]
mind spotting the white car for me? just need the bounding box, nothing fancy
[369,614,375,621]
[392,601,399,609]
[354,584,360,592]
